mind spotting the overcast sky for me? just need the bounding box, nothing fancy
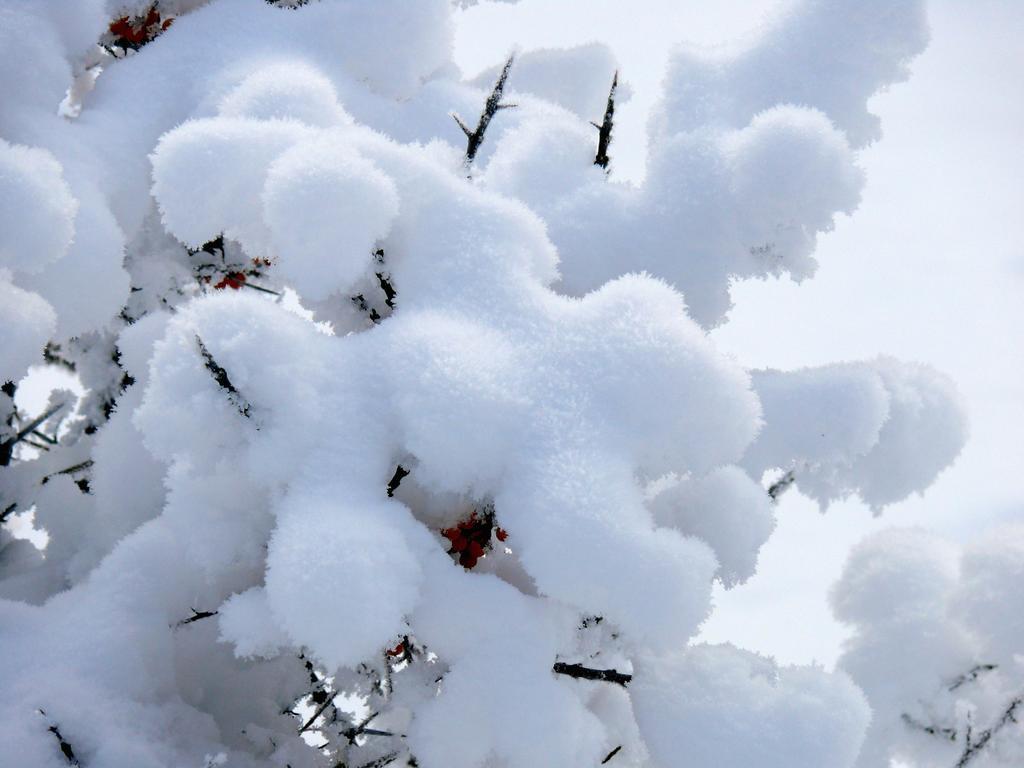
[454,0,1024,668]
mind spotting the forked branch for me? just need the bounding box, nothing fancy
[452,54,516,168]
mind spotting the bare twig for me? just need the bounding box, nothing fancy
[357,753,399,768]
[601,745,622,764]
[767,470,796,502]
[452,54,516,168]
[195,335,253,419]
[592,71,618,169]
[386,466,410,497]
[40,460,94,486]
[175,608,219,628]
[949,664,998,692]
[37,710,80,766]
[343,710,386,744]
[552,661,631,686]
[0,402,66,464]
[955,695,1022,767]
[901,712,957,741]
[299,693,336,735]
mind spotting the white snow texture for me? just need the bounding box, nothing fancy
[0,1,977,767]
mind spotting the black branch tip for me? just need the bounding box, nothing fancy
[949,663,998,692]
[592,70,618,170]
[387,465,410,497]
[175,608,219,628]
[552,661,632,687]
[601,745,623,764]
[452,53,516,168]
[955,695,1023,767]
[0,401,66,467]
[195,335,253,419]
[767,469,796,502]
[37,710,80,766]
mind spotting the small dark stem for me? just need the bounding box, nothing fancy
[175,608,219,628]
[37,710,80,766]
[195,335,253,419]
[452,53,516,168]
[949,664,998,692]
[552,661,631,686]
[592,71,618,170]
[767,470,796,502]
[387,465,410,497]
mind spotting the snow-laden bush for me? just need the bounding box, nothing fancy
[0,1,974,766]
[833,525,1024,767]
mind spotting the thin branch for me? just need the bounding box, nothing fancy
[343,710,383,744]
[767,470,796,502]
[37,710,80,766]
[955,695,1022,767]
[175,608,219,628]
[242,282,282,296]
[901,712,957,741]
[352,294,382,324]
[357,753,399,768]
[299,693,336,735]
[386,465,410,497]
[31,429,58,445]
[0,402,66,458]
[592,71,618,170]
[552,661,631,686]
[1,503,16,525]
[40,460,94,486]
[195,335,253,419]
[949,664,998,692]
[452,53,516,168]
[601,745,622,764]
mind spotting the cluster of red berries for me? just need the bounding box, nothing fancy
[441,511,508,570]
[198,259,274,291]
[213,272,247,290]
[108,4,173,49]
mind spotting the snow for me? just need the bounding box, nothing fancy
[0,140,78,275]
[833,524,1024,767]
[0,0,981,765]
[632,643,870,768]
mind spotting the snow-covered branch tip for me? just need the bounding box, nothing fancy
[375,249,397,310]
[175,608,219,628]
[901,712,957,741]
[949,664,999,692]
[767,469,796,502]
[386,465,409,497]
[956,696,1023,767]
[195,335,253,420]
[591,71,618,170]
[901,689,1023,766]
[37,710,80,766]
[451,53,516,169]
[552,662,632,686]
[0,401,66,467]
[601,745,622,764]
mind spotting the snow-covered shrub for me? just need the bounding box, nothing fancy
[833,525,1024,767]
[0,1,972,766]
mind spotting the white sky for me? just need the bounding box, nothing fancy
[454,0,1024,668]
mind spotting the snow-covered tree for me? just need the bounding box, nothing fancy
[0,1,980,766]
[833,525,1024,767]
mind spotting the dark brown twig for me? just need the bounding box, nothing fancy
[452,54,516,168]
[552,662,631,686]
[195,335,253,419]
[592,71,618,169]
